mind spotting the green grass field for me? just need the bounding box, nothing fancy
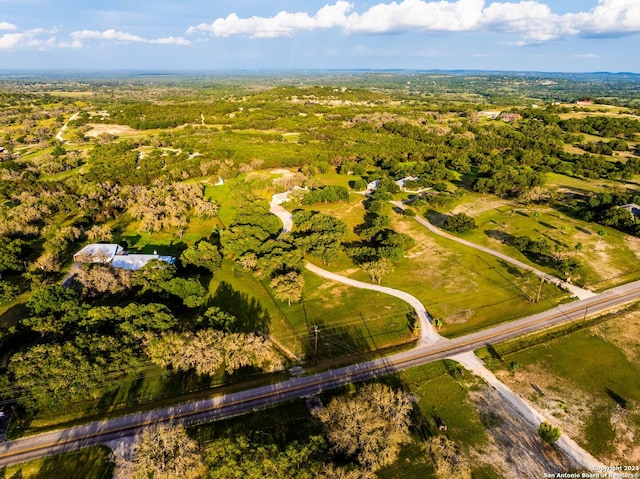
[1,446,114,479]
[427,188,640,291]
[211,260,415,359]
[476,309,640,462]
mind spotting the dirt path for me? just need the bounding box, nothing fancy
[452,351,604,470]
[470,382,583,477]
[55,112,79,143]
[270,190,605,472]
[391,200,597,300]
[270,202,293,236]
[305,262,441,346]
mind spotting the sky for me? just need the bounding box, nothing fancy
[0,0,638,73]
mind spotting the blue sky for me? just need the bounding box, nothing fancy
[0,0,638,72]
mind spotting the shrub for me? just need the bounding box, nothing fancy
[538,422,561,444]
[442,212,477,233]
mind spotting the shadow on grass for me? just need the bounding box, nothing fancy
[538,221,556,229]
[605,388,631,409]
[210,281,271,334]
[307,321,370,360]
[484,343,503,362]
[0,302,29,330]
[424,209,448,227]
[31,446,114,479]
[484,229,513,244]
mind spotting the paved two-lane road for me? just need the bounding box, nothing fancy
[2,277,640,467]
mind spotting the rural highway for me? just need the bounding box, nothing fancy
[2,277,640,467]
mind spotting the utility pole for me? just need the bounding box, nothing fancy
[313,325,319,356]
[535,276,544,303]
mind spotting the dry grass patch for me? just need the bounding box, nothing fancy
[85,123,143,137]
[469,383,582,477]
[488,312,640,464]
[450,196,511,217]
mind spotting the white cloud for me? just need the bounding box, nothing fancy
[186,0,640,44]
[0,30,66,51]
[71,29,147,42]
[0,21,18,31]
[0,32,24,49]
[186,1,354,38]
[150,36,191,46]
[481,2,566,42]
[344,0,484,34]
[567,0,640,36]
[71,29,191,45]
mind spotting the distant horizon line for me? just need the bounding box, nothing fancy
[0,68,638,77]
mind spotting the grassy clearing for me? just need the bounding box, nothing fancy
[1,445,114,479]
[303,205,571,337]
[209,260,297,354]
[477,308,640,463]
[398,361,488,447]
[296,194,366,242]
[204,181,237,227]
[384,214,570,337]
[545,172,620,193]
[211,260,415,359]
[442,189,640,290]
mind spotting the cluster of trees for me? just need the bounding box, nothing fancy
[0,255,278,412]
[346,180,414,283]
[575,190,640,237]
[442,213,477,233]
[126,181,219,233]
[145,327,281,376]
[560,116,640,139]
[127,382,412,479]
[1,287,178,411]
[301,185,349,205]
[292,210,348,265]
[573,155,640,180]
[221,199,305,304]
[73,259,207,308]
[507,235,580,279]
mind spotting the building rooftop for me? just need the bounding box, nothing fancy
[111,254,175,271]
[73,243,123,263]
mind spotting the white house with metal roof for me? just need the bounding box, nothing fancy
[73,244,175,271]
[73,243,124,263]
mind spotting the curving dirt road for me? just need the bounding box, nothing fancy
[55,112,79,143]
[273,192,605,471]
[305,262,441,345]
[391,200,596,300]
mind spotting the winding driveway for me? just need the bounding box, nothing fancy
[390,200,596,300]
[305,262,441,346]
[0,191,619,470]
[55,112,79,143]
[273,193,604,471]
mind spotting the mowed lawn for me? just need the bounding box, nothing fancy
[443,189,640,290]
[481,310,640,463]
[1,446,114,479]
[294,198,572,337]
[211,261,415,359]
